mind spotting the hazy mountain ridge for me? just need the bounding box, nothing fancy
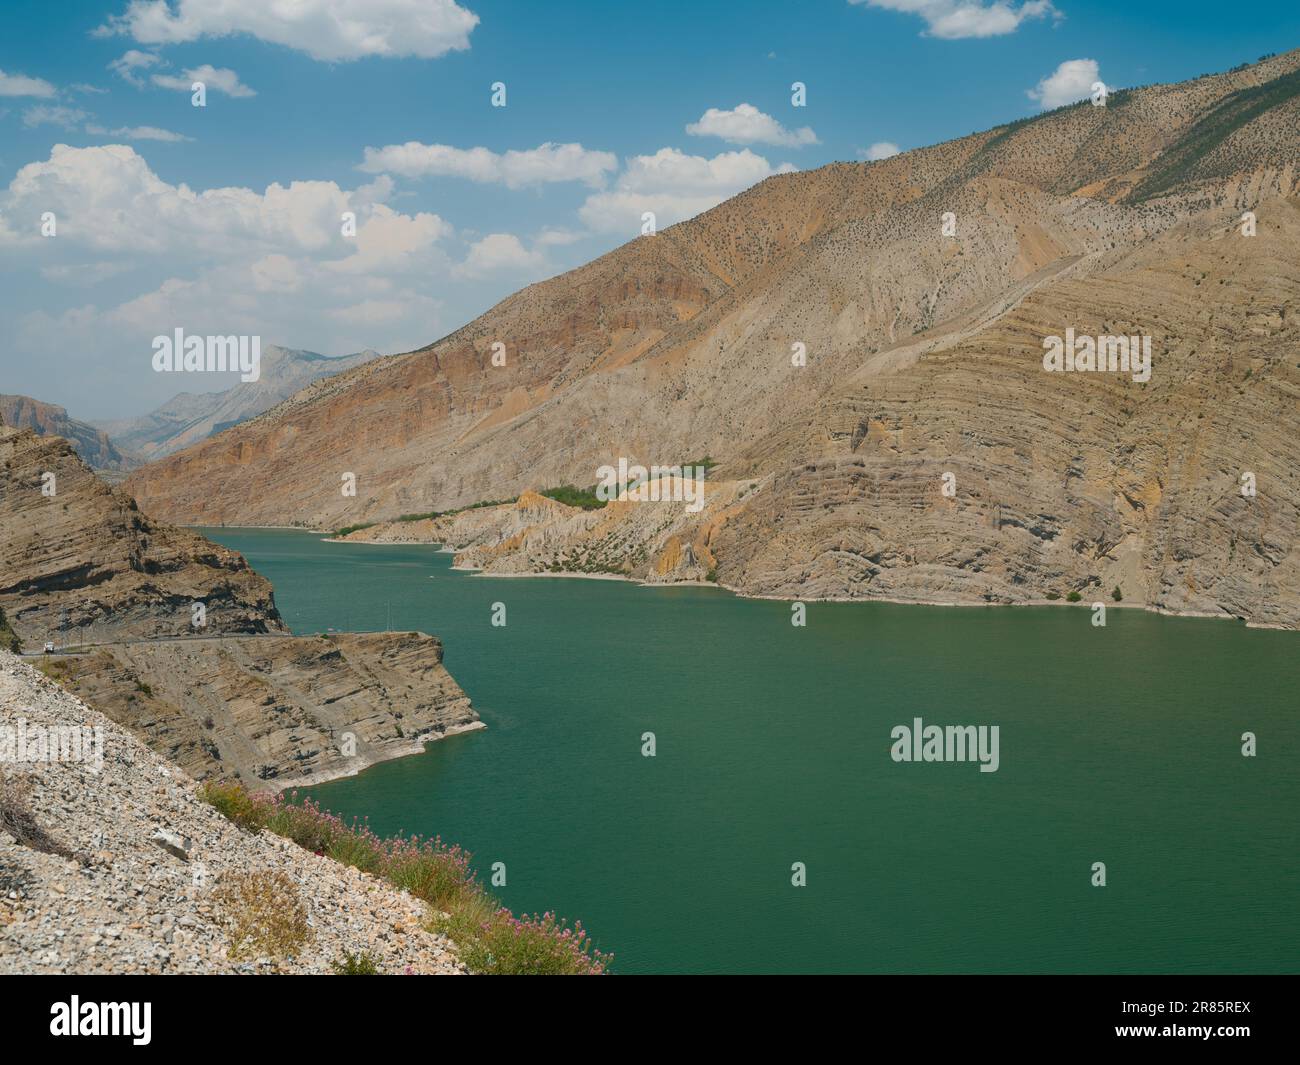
[98,345,382,461]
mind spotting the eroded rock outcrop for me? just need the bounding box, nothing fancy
[0,395,134,472]
[343,483,753,585]
[34,633,480,788]
[0,425,284,647]
[1,423,482,784]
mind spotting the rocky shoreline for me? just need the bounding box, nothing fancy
[35,632,482,791]
[1,423,485,792]
[281,719,487,790]
[330,494,1295,630]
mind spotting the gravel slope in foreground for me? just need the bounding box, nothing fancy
[0,651,464,975]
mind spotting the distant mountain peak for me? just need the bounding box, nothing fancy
[96,346,384,461]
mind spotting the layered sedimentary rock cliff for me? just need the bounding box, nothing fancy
[35,633,480,788]
[126,52,1300,627]
[0,425,284,647]
[1,395,134,472]
[712,204,1300,626]
[1,423,481,786]
[342,486,746,584]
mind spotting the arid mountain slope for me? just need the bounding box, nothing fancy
[126,51,1300,626]
[715,202,1300,626]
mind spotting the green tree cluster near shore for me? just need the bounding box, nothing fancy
[395,497,517,523]
[332,466,725,535]
[200,781,611,975]
[539,485,607,510]
[332,522,377,538]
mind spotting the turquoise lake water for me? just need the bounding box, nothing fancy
[204,528,1299,974]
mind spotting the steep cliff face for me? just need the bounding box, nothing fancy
[711,202,1300,627]
[125,52,1300,626]
[0,425,285,647]
[36,632,480,788]
[1,423,483,784]
[0,395,134,471]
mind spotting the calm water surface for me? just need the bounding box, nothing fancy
[205,528,1300,974]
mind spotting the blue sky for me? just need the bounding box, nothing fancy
[1,0,1296,419]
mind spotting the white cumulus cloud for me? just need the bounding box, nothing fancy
[359,142,617,189]
[0,143,560,413]
[153,65,255,97]
[108,49,161,87]
[852,1,1059,39]
[859,141,901,161]
[0,69,58,97]
[99,0,479,62]
[1028,58,1101,109]
[455,233,549,280]
[579,148,795,234]
[686,103,818,148]
[0,143,458,306]
[0,144,378,255]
